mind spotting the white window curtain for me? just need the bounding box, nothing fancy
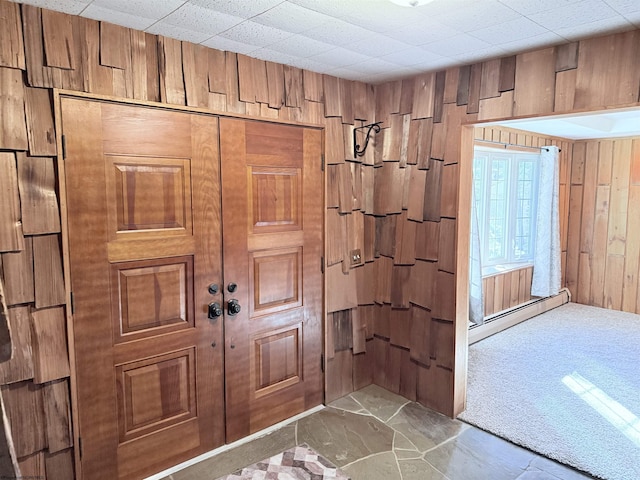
[469,188,484,325]
[531,146,561,297]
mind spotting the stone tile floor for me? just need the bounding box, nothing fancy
[163,385,595,480]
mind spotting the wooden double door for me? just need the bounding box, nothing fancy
[61,98,323,480]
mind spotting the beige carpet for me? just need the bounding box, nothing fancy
[459,303,640,480]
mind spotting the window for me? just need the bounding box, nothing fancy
[473,148,539,273]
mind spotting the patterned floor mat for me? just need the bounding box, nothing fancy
[216,444,350,480]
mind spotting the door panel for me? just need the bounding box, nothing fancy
[220,119,323,442]
[62,98,224,480]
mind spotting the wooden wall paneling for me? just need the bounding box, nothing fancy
[399,114,411,167]
[45,448,74,480]
[398,349,417,402]
[443,67,459,104]
[432,71,446,123]
[353,348,373,390]
[399,78,415,115]
[0,67,28,150]
[375,82,393,127]
[498,55,516,92]
[265,61,285,109]
[409,304,431,365]
[433,271,455,321]
[344,124,356,162]
[340,78,354,124]
[41,9,74,70]
[631,139,640,186]
[604,254,624,310]
[412,72,435,119]
[361,165,374,215]
[440,163,459,219]
[17,154,61,235]
[407,118,433,169]
[326,263,358,313]
[394,212,416,266]
[22,5,53,88]
[324,349,353,403]
[409,260,436,310]
[129,30,153,101]
[566,185,583,295]
[415,221,439,262]
[591,185,611,307]
[348,211,365,268]
[390,266,411,309]
[576,252,591,305]
[597,140,613,185]
[30,307,70,384]
[513,48,556,116]
[326,164,340,209]
[350,162,362,210]
[332,310,353,352]
[284,65,304,107]
[1,237,34,306]
[355,262,375,305]
[158,36,185,105]
[437,218,456,274]
[351,307,366,355]
[337,163,352,215]
[608,139,631,256]
[622,185,640,312]
[207,48,226,95]
[375,215,396,258]
[484,276,494,316]
[326,208,347,267]
[0,306,33,383]
[571,141,586,185]
[556,42,579,71]
[42,379,72,453]
[423,158,443,222]
[466,63,481,114]
[325,117,345,165]
[508,271,520,307]
[374,256,393,305]
[24,87,56,156]
[478,91,514,121]
[416,363,452,415]
[390,307,411,349]
[407,165,427,221]
[224,52,244,114]
[456,65,471,106]
[32,235,64,308]
[303,70,323,103]
[554,69,577,112]
[0,1,25,69]
[18,452,45,479]
[2,381,46,457]
[323,74,342,118]
[363,213,375,261]
[0,153,24,253]
[479,59,501,99]
[580,142,598,253]
[431,319,454,369]
[182,42,209,108]
[100,21,130,72]
[80,17,113,95]
[372,336,389,389]
[382,115,402,161]
[574,31,640,109]
[374,162,404,215]
[493,273,505,313]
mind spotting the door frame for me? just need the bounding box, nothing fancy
[52,89,326,479]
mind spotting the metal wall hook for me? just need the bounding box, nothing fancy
[354,121,382,158]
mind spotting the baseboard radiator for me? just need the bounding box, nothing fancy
[469,288,571,344]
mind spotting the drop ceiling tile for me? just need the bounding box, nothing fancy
[528,0,619,30]
[187,0,284,18]
[383,19,462,46]
[16,0,91,15]
[339,0,437,32]
[432,0,522,32]
[302,18,378,45]
[553,16,634,40]
[496,31,566,54]
[251,48,329,72]
[159,3,244,35]
[308,47,371,68]
[286,0,361,18]
[82,4,158,30]
[347,57,406,74]
[420,33,493,57]
[450,47,509,63]
[218,20,294,46]
[378,47,449,67]
[90,0,185,20]
[346,35,413,57]
[469,16,550,45]
[145,22,212,43]
[201,35,262,55]
[251,3,332,34]
[605,0,640,14]
[266,35,335,57]
[496,0,582,15]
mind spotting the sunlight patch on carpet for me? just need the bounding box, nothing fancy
[216,444,350,480]
[563,371,640,448]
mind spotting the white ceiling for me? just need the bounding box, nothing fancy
[12,0,640,84]
[488,108,640,140]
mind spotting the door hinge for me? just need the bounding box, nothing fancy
[321,353,325,373]
[78,436,83,460]
[321,154,325,171]
[320,256,324,274]
[61,135,67,160]
[70,291,74,314]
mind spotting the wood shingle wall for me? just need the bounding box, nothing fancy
[1,0,640,476]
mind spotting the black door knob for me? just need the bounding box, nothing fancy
[227,282,237,293]
[208,283,219,295]
[227,299,241,316]
[208,302,223,319]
